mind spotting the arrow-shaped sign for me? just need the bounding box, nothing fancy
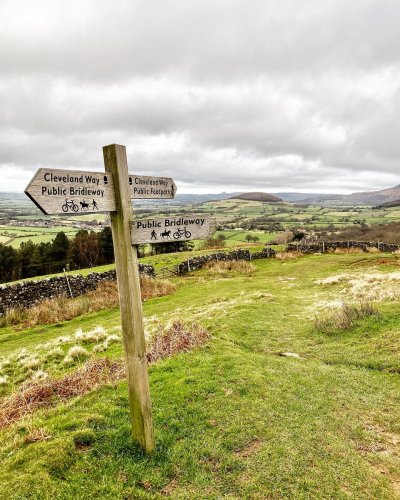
[25,168,177,215]
[128,174,176,199]
[130,215,216,245]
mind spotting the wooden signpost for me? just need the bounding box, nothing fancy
[24,144,214,454]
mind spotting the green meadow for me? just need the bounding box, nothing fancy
[0,252,399,498]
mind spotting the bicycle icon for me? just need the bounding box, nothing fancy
[62,199,79,213]
[173,227,191,239]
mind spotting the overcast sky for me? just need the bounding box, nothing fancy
[1,0,400,194]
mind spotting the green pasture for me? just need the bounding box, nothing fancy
[0,225,98,249]
[0,252,399,498]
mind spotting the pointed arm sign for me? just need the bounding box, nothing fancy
[25,168,177,215]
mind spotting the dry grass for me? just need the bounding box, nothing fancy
[0,278,176,329]
[0,358,125,427]
[332,247,364,254]
[314,301,379,334]
[275,251,303,260]
[147,321,211,363]
[204,260,256,274]
[140,277,177,301]
[23,427,52,444]
[0,321,210,428]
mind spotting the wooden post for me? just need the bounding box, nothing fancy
[103,144,155,454]
[63,268,73,299]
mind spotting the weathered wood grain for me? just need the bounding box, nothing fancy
[103,144,155,454]
[130,215,216,245]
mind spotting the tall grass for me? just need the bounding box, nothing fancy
[314,301,379,334]
[275,251,303,260]
[0,278,176,329]
[203,260,256,274]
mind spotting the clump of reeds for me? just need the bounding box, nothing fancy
[204,260,256,274]
[314,301,379,334]
[275,251,303,260]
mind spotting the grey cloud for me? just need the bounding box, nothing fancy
[1,0,400,194]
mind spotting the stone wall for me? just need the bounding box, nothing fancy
[286,240,400,253]
[176,247,276,274]
[0,264,154,316]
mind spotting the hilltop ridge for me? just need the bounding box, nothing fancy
[230,192,282,202]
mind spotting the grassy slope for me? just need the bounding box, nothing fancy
[0,254,399,498]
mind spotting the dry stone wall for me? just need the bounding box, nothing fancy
[0,264,154,316]
[176,247,276,274]
[287,241,400,253]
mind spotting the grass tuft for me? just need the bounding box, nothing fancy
[204,260,256,274]
[332,247,364,254]
[275,251,303,260]
[314,301,379,334]
[147,321,210,363]
[72,428,96,448]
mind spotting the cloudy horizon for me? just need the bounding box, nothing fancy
[1,0,400,195]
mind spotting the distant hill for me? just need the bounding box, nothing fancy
[230,192,282,202]
[272,192,332,202]
[175,192,242,203]
[378,198,400,208]
[345,185,400,205]
[300,184,400,206]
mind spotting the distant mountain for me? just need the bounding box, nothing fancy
[230,192,282,202]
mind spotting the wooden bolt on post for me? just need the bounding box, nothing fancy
[103,144,155,454]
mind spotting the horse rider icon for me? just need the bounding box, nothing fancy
[151,230,157,240]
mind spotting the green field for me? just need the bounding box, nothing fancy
[0,252,399,498]
[0,225,95,248]
[197,199,400,228]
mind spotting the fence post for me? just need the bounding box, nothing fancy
[63,268,73,299]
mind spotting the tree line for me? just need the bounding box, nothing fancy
[0,228,114,283]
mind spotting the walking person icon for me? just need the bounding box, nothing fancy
[151,230,157,240]
[92,199,98,210]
